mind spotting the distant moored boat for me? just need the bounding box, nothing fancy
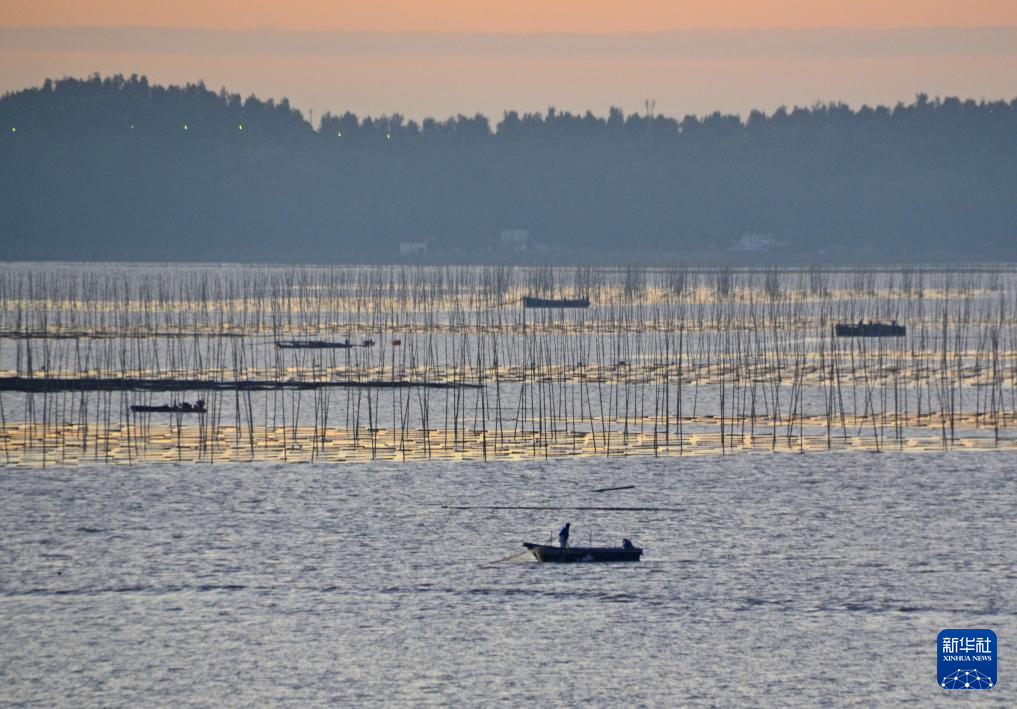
[522,296,590,309]
[834,321,906,337]
[130,400,206,414]
[275,339,375,349]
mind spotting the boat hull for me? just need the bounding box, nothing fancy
[522,297,590,309]
[834,323,905,337]
[522,542,642,563]
[275,340,355,349]
[130,405,206,414]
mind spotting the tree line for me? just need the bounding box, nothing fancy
[1,74,1015,263]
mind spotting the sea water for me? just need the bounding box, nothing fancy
[2,452,1015,706]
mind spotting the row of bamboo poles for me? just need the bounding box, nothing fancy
[2,264,1016,465]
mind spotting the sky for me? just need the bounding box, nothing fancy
[2,1,1016,122]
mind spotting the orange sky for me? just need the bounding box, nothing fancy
[2,2,1016,121]
[3,0,1017,32]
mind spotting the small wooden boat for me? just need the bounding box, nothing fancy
[522,542,642,563]
[522,296,590,309]
[130,403,207,414]
[834,321,906,337]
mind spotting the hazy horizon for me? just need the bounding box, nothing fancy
[4,18,1017,120]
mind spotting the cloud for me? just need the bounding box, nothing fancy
[3,26,1017,59]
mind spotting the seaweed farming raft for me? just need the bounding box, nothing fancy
[0,377,480,392]
[834,321,906,337]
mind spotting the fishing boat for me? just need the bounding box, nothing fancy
[522,296,591,309]
[275,339,374,349]
[834,321,906,337]
[522,541,642,563]
[130,400,206,414]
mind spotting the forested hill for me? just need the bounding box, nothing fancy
[2,74,1016,263]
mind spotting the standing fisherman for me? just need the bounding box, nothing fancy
[558,522,571,549]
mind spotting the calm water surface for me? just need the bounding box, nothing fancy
[2,453,1015,706]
